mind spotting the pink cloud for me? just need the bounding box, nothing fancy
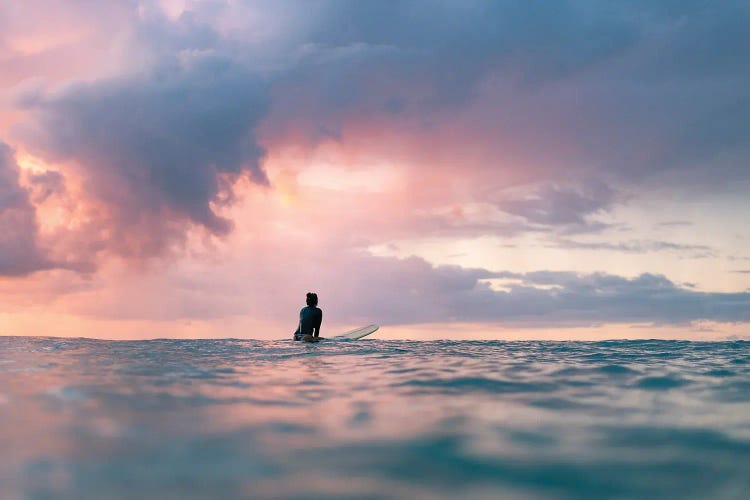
[0,0,748,338]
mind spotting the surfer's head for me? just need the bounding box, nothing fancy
[306,292,318,306]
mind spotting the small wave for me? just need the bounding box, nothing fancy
[267,421,316,435]
[713,381,750,402]
[46,386,89,402]
[398,377,555,394]
[603,426,750,453]
[528,397,588,410]
[635,375,688,390]
[597,364,638,375]
[3,337,750,499]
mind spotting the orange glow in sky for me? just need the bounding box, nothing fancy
[0,1,748,340]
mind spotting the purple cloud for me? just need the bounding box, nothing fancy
[100,251,749,328]
[0,142,50,276]
[549,239,715,258]
[496,180,618,232]
[335,259,750,326]
[6,0,750,279]
[18,52,269,257]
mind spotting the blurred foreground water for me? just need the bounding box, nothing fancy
[1,337,749,499]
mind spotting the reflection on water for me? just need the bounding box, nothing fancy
[1,337,750,499]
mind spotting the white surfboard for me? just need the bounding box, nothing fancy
[333,324,379,340]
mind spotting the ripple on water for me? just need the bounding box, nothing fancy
[705,369,736,378]
[528,397,590,410]
[2,337,750,499]
[603,426,750,454]
[398,376,557,394]
[635,375,688,390]
[597,364,639,375]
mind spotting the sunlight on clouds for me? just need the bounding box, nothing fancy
[367,233,749,295]
[157,0,189,19]
[15,153,69,232]
[297,161,402,193]
[0,0,748,340]
[15,152,49,174]
[478,278,562,293]
[414,202,519,226]
[260,164,300,209]
[16,153,77,230]
[6,31,85,56]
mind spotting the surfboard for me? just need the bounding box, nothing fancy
[333,324,379,340]
[293,324,378,342]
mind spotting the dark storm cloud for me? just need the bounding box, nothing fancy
[18,52,268,257]
[552,1,750,186]
[310,0,636,85]
[296,0,749,92]
[497,180,617,232]
[0,142,50,276]
[334,256,750,326]
[132,1,226,57]
[290,0,750,186]
[266,0,640,137]
[634,0,750,80]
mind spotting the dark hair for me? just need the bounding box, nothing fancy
[306,292,318,306]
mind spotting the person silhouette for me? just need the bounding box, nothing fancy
[293,292,323,342]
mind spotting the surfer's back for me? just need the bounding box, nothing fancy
[298,305,322,336]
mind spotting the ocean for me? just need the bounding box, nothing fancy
[1,337,749,499]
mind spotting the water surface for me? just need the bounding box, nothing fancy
[1,337,749,499]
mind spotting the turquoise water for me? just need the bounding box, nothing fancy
[1,337,749,499]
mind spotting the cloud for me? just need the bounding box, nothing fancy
[265,0,750,185]
[17,51,269,258]
[25,170,64,204]
[2,0,749,314]
[0,141,50,276]
[63,245,750,329]
[332,259,750,326]
[495,179,618,232]
[260,0,640,143]
[446,268,750,326]
[0,0,136,86]
[306,0,637,87]
[655,221,692,228]
[550,239,715,258]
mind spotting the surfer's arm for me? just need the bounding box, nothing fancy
[294,308,305,336]
[314,309,322,337]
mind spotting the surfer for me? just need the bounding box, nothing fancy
[294,292,323,342]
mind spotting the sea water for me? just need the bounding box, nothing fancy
[1,337,749,499]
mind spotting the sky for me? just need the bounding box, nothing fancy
[0,0,749,340]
